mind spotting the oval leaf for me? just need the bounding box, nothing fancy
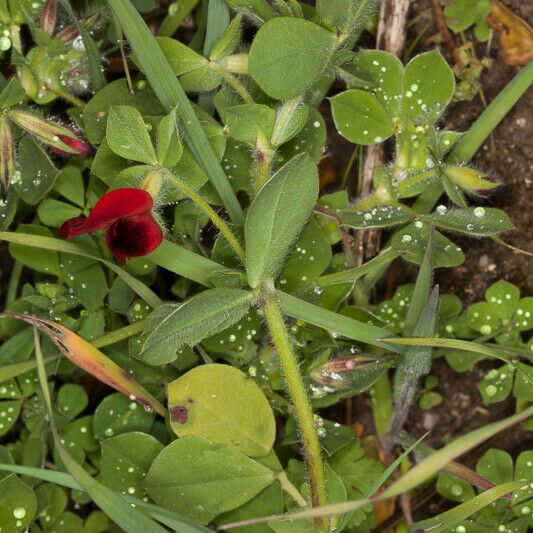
[245,153,319,288]
[168,364,276,457]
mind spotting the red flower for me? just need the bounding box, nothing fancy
[59,188,163,263]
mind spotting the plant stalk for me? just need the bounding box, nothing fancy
[209,61,253,103]
[262,282,329,532]
[169,174,246,263]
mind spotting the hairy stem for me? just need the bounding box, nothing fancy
[209,61,253,103]
[262,282,329,532]
[169,175,246,263]
[276,471,308,508]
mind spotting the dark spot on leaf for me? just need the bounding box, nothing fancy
[187,398,194,404]
[170,405,188,424]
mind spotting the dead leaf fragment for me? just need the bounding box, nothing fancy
[488,0,533,65]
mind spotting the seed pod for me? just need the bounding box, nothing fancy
[40,0,58,35]
[7,110,90,156]
[0,117,15,194]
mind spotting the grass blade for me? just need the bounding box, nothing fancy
[278,291,405,353]
[158,0,200,37]
[317,248,399,286]
[33,329,168,533]
[0,356,59,382]
[147,239,235,286]
[408,481,525,533]
[220,405,533,528]
[108,0,244,224]
[0,463,211,533]
[383,337,532,384]
[0,231,162,308]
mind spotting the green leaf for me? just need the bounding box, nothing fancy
[485,280,520,320]
[428,207,514,236]
[0,400,22,436]
[141,289,254,364]
[476,449,513,485]
[391,223,465,268]
[513,363,533,401]
[280,217,332,292]
[168,364,275,457]
[331,89,394,145]
[479,364,514,405]
[0,475,37,530]
[144,436,275,524]
[55,166,85,207]
[156,37,221,92]
[156,109,182,167]
[402,49,455,122]
[248,17,336,100]
[106,105,157,164]
[466,302,500,334]
[0,78,25,108]
[419,391,443,410]
[279,107,326,163]
[341,205,412,229]
[347,50,404,114]
[225,0,276,23]
[83,79,165,145]
[245,154,319,288]
[93,393,155,440]
[217,481,284,532]
[57,384,88,418]
[210,14,242,61]
[100,432,163,499]
[37,199,81,227]
[226,103,276,144]
[13,137,58,205]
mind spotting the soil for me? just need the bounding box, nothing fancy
[322,0,533,525]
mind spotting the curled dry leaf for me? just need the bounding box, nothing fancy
[0,312,166,416]
[487,0,533,65]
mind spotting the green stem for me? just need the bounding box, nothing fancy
[209,61,253,103]
[9,24,22,53]
[262,282,329,532]
[255,133,275,191]
[157,0,200,37]
[48,84,85,107]
[169,174,246,263]
[371,372,393,440]
[92,321,145,349]
[6,261,22,306]
[276,471,308,508]
[448,62,533,163]
[340,145,358,189]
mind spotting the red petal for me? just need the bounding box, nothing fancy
[89,188,154,226]
[59,188,155,240]
[105,213,163,263]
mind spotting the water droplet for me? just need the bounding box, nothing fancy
[451,484,463,496]
[480,324,492,335]
[436,205,447,215]
[402,234,412,243]
[13,508,26,519]
[473,207,485,218]
[485,384,497,397]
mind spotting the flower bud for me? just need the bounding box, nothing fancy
[445,165,500,196]
[41,0,58,35]
[139,170,163,199]
[8,110,90,156]
[310,355,387,391]
[0,117,15,193]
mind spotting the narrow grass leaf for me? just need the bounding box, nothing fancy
[278,291,404,353]
[408,481,525,533]
[33,329,168,533]
[108,0,244,224]
[0,356,59,382]
[0,231,162,308]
